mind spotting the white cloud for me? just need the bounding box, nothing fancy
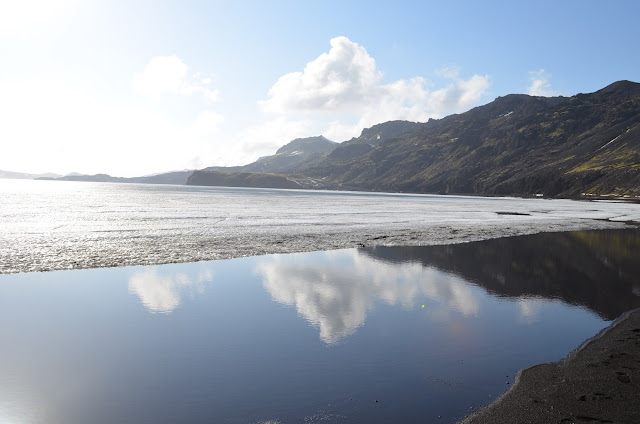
[132,55,219,101]
[527,69,558,97]
[262,36,381,112]
[260,36,490,142]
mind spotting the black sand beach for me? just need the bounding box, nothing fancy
[460,308,640,424]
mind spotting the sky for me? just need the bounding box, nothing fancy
[1,0,639,177]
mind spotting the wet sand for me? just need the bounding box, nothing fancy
[460,308,640,424]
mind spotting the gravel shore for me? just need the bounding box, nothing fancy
[460,308,640,424]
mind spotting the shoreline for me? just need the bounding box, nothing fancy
[3,181,640,275]
[459,308,640,423]
[2,220,636,275]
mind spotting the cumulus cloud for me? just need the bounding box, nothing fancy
[132,55,219,101]
[262,36,381,112]
[260,36,489,142]
[527,69,558,97]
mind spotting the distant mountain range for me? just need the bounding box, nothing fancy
[0,170,62,179]
[190,80,640,198]
[36,171,194,185]
[0,170,195,185]
[5,80,639,198]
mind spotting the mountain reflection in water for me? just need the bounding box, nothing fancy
[257,229,640,343]
[362,228,640,320]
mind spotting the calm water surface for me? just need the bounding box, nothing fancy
[1,229,639,423]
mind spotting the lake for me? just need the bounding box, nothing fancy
[1,227,639,423]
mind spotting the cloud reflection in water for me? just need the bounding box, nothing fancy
[128,267,214,313]
[256,250,479,344]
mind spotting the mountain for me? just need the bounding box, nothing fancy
[187,170,303,189]
[191,80,640,198]
[189,122,423,189]
[14,81,639,198]
[204,135,338,174]
[303,80,640,197]
[0,169,62,179]
[37,170,194,185]
[325,120,425,162]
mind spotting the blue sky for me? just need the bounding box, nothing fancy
[1,0,639,176]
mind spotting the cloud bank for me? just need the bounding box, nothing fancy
[260,36,490,142]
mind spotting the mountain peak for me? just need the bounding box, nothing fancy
[355,120,424,145]
[275,135,336,155]
[595,80,640,96]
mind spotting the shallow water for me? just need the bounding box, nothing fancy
[1,180,639,273]
[0,229,639,423]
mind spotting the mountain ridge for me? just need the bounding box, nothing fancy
[10,80,639,199]
[190,80,640,197]
[296,80,640,197]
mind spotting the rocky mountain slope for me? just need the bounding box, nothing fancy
[189,122,425,189]
[190,81,640,197]
[305,80,640,197]
[204,135,337,174]
[187,170,302,189]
